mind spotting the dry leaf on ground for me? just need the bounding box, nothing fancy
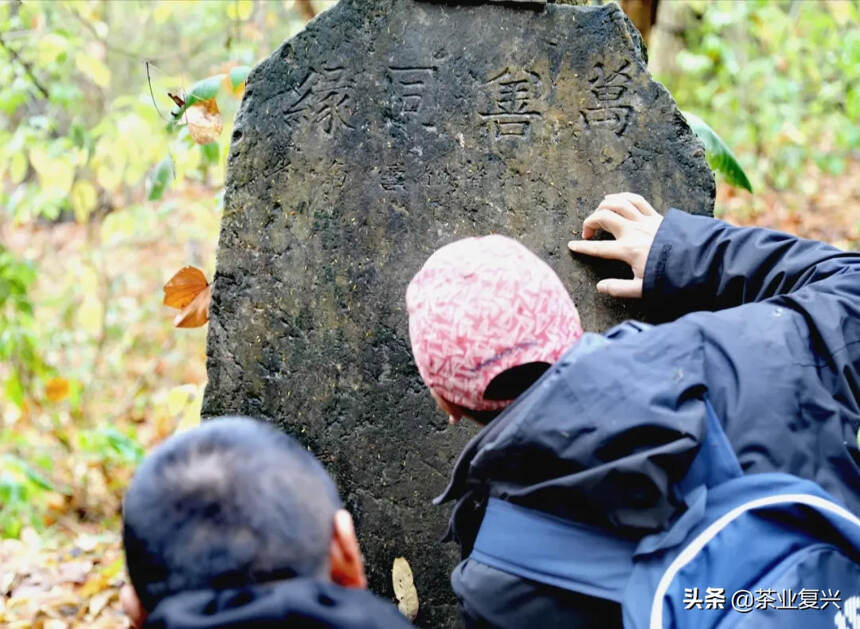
[391,556,419,621]
[0,530,129,628]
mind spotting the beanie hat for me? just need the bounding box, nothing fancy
[406,235,583,411]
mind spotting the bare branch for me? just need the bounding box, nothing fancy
[0,32,49,99]
[146,61,170,122]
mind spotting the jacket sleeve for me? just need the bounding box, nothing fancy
[643,209,860,320]
[645,211,860,508]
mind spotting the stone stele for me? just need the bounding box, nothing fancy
[203,0,715,625]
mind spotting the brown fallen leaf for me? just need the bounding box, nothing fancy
[391,556,419,621]
[185,98,223,145]
[163,267,211,328]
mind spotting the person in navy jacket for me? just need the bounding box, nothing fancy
[120,417,415,629]
[406,193,860,628]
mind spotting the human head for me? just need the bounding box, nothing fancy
[121,416,365,626]
[406,235,583,424]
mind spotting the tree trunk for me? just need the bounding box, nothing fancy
[620,0,659,44]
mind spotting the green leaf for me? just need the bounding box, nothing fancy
[185,74,225,108]
[101,427,144,463]
[20,461,56,492]
[171,74,226,121]
[0,454,56,492]
[4,373,24,407]
[229,65,251,90]
[147,156,174,201]
[200,141,219,164]
[682,111,753,192]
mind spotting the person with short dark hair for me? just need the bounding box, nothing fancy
[406,193,860,627]
[121,416,414,629]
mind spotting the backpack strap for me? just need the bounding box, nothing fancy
[470,497,637,602]
[639,474,860,629]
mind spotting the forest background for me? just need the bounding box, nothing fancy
[0,1,858,626]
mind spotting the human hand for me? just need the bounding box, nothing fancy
[567,193,663,299]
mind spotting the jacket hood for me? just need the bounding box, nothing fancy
[144,578,414,629]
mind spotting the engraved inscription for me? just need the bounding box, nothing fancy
[581,61,633,136]
[379,166,406,192]
[621,143,654,171]
[479,68,542,139]
[283,66,356,135]
[389,66,436,116]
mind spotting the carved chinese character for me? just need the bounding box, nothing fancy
[580,106,632,136]
[588,61,630,102]
[283,66,356,135]
[580,61,633,136]
[389,67,436,116]
[479,68,542,139]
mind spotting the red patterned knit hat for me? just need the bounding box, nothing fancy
[406,235,583,411]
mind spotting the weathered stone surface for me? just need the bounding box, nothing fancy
[203,1,714,626]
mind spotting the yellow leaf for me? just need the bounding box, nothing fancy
[185,98,223,145]
[176,406,202,434]
[79,267,99,294]
[70,180,97,222]
[36,33,68,66]
[176,385,204,433]
[76,297,103,337]
[102,557,124,581]
[87,588,115,618]
[153,0,176,24]
[95,163,122,192]
[75,52,111,88]
[227,0,254,20]
[28,148,74,196]
[826,0,854,25]
[78,571,110,598]
[392,557,419,621]
[9,152,27,184]
[45,378,70,402]
[166,384,196,415]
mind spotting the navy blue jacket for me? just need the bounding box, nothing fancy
[143,578,415,629]
[436,210,860,628]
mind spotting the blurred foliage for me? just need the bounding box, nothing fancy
[0,0,315,542]
[0,247,47,409]
[0,0,856,578]
[656,0,859,191]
